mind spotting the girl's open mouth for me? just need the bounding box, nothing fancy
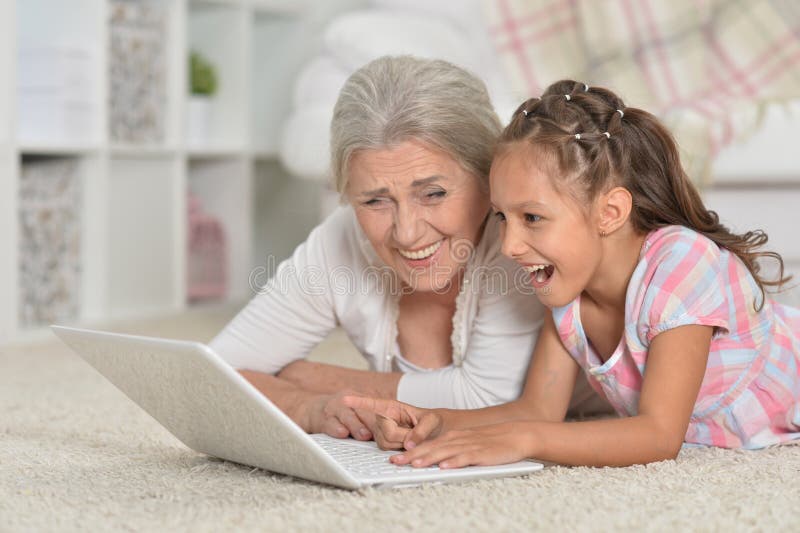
[525,264,554,289]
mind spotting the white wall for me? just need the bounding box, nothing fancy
[706,102,800,307]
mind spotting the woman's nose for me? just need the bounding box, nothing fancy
[392,203,421,246]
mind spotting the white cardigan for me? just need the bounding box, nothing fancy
[209,205,545,409]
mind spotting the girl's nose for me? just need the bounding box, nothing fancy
[501,223,527,259]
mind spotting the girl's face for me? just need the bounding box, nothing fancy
[347,139,490,293]
[489,142,602,308]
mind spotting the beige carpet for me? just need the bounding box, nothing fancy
[2,304,799,532]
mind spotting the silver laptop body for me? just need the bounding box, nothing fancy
[51,325,543,490]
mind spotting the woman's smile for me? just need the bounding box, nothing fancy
[397,238,445,266]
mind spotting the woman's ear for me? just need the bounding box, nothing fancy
[597,186,633,235]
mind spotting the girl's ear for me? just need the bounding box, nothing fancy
[597,186,633,236]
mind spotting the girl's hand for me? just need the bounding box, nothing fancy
[342,396,444,450]
[390,422,534,469]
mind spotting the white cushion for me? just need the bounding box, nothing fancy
[370,0,485,43]
[367,0,519,123]
[279,104,333,181]
[292,55,351,109]
[323,9,483,74]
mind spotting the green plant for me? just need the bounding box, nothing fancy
[190,51,218,96]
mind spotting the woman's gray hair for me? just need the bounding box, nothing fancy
[330,55,502,194]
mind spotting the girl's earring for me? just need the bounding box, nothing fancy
[599,230,607,237]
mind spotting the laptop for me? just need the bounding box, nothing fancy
[51,325,543,490]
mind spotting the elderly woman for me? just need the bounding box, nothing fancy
[211,55,567,441]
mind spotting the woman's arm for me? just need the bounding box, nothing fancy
[277,360,401,399]
[390,324,713,468]
[238,370,320,430]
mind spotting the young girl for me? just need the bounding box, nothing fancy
[344,80,800,468]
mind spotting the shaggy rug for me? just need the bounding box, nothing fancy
[2,305,798,532]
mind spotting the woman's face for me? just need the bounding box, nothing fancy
[347,139,490,293]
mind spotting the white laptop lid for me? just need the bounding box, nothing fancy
[51,325,361,489]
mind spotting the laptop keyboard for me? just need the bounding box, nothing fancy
[310,434,441,477]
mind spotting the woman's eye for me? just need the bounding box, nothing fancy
[425,190,446,199]
[524,213,541,223]
[363,198,383,206]
[493,211,506,222]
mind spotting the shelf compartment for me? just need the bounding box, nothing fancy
[107,155,184,318]
[187,2,249,151]
[188,156,252,303]
[17,156,83,328]
[16,0,104,147]
[108,0,172,146]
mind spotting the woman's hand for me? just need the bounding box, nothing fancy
[237,370,377,440]
[390,422,535,469]
[302,390,377,441]
[342,396,444,450]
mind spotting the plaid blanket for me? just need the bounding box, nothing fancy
[484,0,800,184]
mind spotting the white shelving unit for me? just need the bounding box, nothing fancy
[0,0,18,344]
[2,0,321,345]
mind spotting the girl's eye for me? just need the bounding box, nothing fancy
[524,213,541,223]
[493,211,506,222]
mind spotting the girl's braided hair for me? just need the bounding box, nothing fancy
[501,80,790,310]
